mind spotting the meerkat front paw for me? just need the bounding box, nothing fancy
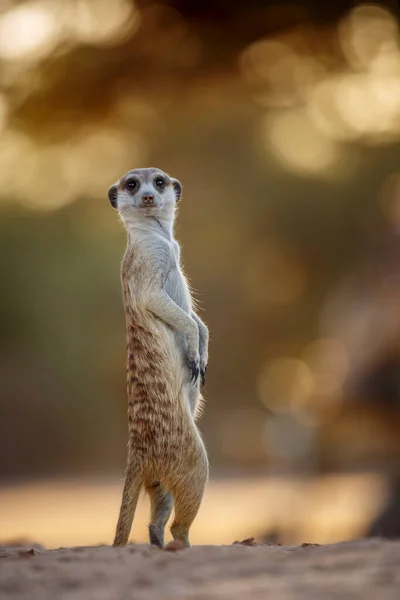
[187,351,200,384]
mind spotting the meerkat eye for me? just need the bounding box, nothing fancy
[155,177,165,188]
[126,180,137,191]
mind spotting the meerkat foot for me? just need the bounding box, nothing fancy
[164,539,187,552]
[170,523,190,547]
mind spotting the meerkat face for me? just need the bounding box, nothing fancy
[108,167,182,225]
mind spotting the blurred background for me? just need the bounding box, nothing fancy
[1,0,400,547]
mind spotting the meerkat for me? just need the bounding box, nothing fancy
[108,167,209,548]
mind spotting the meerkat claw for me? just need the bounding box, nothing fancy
[188,359,200,384]
[200,366,207,387]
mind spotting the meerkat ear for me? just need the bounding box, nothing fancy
[108,184,118,208]
[171,178,182,202]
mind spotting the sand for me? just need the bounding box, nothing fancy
[1,539,399,599]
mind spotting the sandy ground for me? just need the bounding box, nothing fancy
[0,539,399,600]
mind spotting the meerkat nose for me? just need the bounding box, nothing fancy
[108,185,118,208]
[142,194,155,205]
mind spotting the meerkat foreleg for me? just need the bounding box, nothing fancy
[146,291,200,383]
[145,480,174,548]
[191,312,209,386]
[113,457,144,547]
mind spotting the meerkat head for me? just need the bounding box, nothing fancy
[108,167,182,228]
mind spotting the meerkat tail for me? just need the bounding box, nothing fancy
[113,458,144,547]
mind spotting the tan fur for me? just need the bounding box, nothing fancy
[110,168,209,548]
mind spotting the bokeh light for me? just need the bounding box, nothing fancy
[339,5,400,73]
[0,1,60,62]
[240,40,324,108]
[262,109,343,177]
[258,358,314,414]
[66,0,139,46]
[301,338,349,400]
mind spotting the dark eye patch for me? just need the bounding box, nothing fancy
[126,179,138,191]
[155,177,165,188]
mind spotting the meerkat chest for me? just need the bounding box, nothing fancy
[164,244,192,314]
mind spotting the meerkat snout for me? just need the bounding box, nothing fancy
[142,193,155,206]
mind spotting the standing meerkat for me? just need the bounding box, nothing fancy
[108,167,209,548]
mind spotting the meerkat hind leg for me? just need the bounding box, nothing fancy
[170,455,208,547]
[145,480,173,548]
[113,459,143,547]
